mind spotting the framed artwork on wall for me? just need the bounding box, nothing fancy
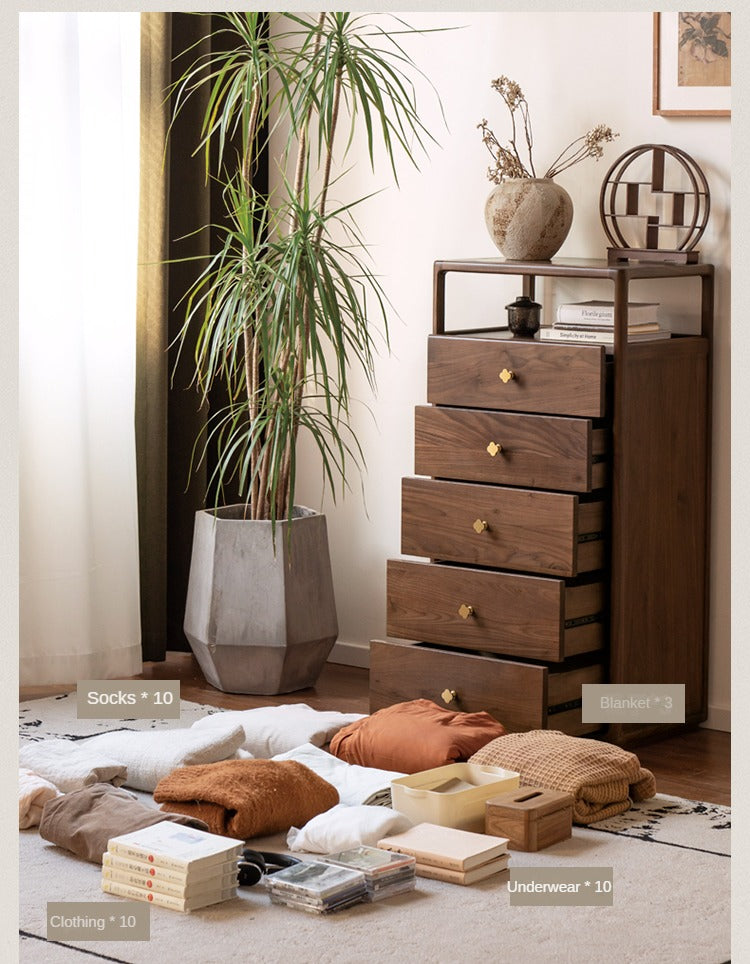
[653,12,731,117]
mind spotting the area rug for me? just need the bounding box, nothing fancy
[19,696,731,964]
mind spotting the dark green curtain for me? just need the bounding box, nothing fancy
[136,13,266,659]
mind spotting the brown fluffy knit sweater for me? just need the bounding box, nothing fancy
[153,759,339,839]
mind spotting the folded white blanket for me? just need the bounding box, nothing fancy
[272,743,404,807]
[19,768,61,829]
[79,724,245,792]
[191,704,365,757]
[19,740,128,793]
[287,804,412,854]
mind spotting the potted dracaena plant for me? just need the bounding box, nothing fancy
[172,13,439,694]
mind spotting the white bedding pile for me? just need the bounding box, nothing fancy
[79,724,246,791]
[19,768,61,829]
[21,702,411,852]
[272,742,403,807]
[19,740,128,793]
[191,704,365,756]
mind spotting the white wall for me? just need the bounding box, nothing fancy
[289,12,731,730]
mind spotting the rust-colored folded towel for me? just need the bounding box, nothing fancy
[329,699,506,773]
[470,730,656,824]
[153,759,339,839]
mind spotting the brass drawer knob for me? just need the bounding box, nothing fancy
[499,368,515,384]
[486,441,503,457]
[441,688,458,705]
[472,518,489,534]
[458,603,475,620]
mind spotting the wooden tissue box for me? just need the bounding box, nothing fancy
[485,786,573,852]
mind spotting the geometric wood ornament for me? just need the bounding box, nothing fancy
[599,143,710,263]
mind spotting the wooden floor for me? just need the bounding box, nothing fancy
[21,651,731,806]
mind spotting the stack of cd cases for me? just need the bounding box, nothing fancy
[265,860,368,914]
[321,846,417,901]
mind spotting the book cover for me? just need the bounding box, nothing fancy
[414,853,510,885]
[539,327,670,346]
[101,865,239,899]
[102,851,239,884]
[556,300,659,326]
[377,823,508,871]
[101,878,237,912]
[107,821,244,872]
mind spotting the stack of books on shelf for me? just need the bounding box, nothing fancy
[377,822,510,886]
[102,821,243,912]
[539,300,669,348]
[264,860,369,915]
[321,845,417,901]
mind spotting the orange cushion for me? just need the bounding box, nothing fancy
[329,699,506,773]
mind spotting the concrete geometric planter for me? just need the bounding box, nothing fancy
[183,505,338,695]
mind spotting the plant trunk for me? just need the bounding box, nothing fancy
[276,56,343,520]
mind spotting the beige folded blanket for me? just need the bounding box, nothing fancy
[470,730,656,824]
[154,759,339,839]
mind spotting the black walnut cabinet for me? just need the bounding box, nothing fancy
[370,257,713,747]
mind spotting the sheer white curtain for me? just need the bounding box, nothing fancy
[19,13,143,684]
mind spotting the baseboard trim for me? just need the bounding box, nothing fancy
[328,641,370,669]
[701,704,731,732]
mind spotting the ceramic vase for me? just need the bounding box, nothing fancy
[484,177,573,261]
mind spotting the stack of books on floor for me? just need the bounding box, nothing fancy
[539,300,669,348]
[265,860,369,914]
[377,822,510,886]
[102,821,243,912]
[321,845,417,901]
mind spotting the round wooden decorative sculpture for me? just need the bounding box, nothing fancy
[599,144,710,263]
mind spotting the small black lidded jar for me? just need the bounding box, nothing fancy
[505,295,541,338]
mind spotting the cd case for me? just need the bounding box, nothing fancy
[321,846,416,877]
[265,860,366,901]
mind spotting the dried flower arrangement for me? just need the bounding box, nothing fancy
[478,76,618,184]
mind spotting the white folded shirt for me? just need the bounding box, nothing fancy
[272,742,404,807]
[19,740,128,793]
[191,704,365,757]
[19,768,61,829]
[78,724,245,792]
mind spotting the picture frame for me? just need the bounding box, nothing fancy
[653,12,731,117]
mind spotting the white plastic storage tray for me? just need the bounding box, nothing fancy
[391,763,520,833]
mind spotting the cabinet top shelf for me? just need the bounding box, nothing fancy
[434,256,714,281]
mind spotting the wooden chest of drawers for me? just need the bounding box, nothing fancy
[372,257,713,746]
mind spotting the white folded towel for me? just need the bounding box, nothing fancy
[272,742,404,807]
[79,724,245,791]
[19,768,61,829]
[19,740,127,793]
[191,704,365,757]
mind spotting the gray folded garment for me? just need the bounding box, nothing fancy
[39,783,209,863]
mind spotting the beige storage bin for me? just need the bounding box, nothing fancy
[391,763,520,832]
